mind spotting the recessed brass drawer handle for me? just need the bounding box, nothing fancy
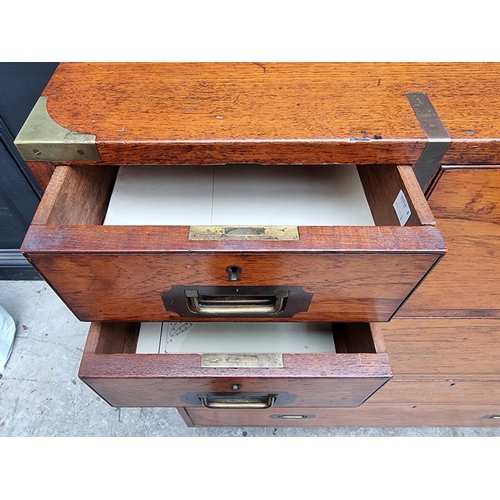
[270,413,316,420]
[185,290,288,316]
[162,286,312,318]
[199,394,277,409]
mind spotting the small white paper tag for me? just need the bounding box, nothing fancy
[393,190,411,226]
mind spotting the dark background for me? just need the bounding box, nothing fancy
[0,62,59,279]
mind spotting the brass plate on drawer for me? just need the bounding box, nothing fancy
[189,226,299,241]
[270,414,317,420]
[201,353,284,368]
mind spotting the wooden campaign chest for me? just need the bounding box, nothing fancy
[16,63,500,427]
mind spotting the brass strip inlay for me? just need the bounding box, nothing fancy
[189,226,299,241]
[406,92,451,191]
[14,96,101,162]
[201,353,284,368]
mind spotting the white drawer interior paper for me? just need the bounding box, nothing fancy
[104,164,375,227]
[136,322,336,354]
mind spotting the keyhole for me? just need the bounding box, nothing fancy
[226,265,242,281]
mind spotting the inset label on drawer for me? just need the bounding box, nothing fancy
[201,353,284,368]
[393,190,411,226]
[188,226,299,241]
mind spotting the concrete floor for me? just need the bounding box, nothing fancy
[1,280,500,437]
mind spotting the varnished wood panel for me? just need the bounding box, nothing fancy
[26,252,441,322]
[380,318,500,379]
[398,167,500,318]
[34,63,500,165]
[80,374,391,408]
[427,167,500,221]
[182,404,500,427]
[369,380,500,405]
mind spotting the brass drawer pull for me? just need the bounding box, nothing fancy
[270,413,316,420]
[199,394,277,409]
[180,391,295,407]
[186,290,288,316]
[161,286,313,318]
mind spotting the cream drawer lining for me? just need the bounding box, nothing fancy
[136,322,336,354]
[103,164,375,227]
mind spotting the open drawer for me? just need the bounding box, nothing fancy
[78,321,392,408]
[22,163,445,322]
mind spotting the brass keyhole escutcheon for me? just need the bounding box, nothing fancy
[226,265,242,281]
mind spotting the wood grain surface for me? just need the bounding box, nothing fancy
[368,380,500,405]
[380,318,500,379]
[398,167,500,318]
[26,252,441,322]
[79,373,391,408]
[35,62,500,165]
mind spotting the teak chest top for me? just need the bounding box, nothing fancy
[15,62,500,167]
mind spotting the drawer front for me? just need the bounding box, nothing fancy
[29,252,441,322]
[181,405,500,428]
[78,322,392,408]
[23,163,445,323]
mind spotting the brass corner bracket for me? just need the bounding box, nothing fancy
[14,96,101,162]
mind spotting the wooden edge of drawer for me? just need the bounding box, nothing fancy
[78,320,393,380]
[78,351,393,379]
[28,165,117,227]
[357,164,436,227]
[370,322,386,353]
[22,224,446,254]
[397,164,436,225]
